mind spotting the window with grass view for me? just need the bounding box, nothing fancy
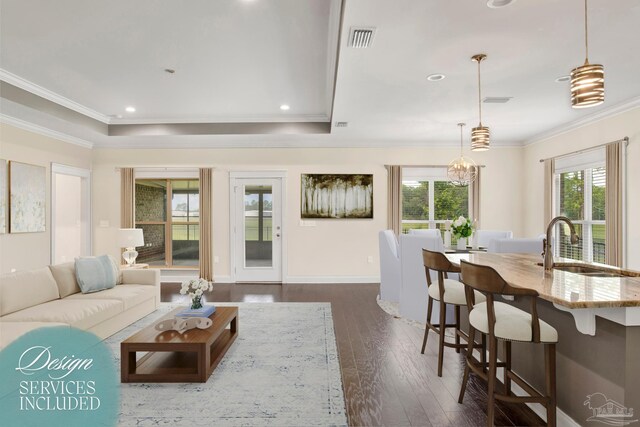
[401,167,469,234]
[555,164,606,263]
[135,179,199,267]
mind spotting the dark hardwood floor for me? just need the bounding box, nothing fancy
[161,283,544,427]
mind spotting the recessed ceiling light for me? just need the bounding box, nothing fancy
[487,0,517,8]
[555,75,571,83]
[427,73,446,81]
[125,106,136,113]
[280,104,290,111]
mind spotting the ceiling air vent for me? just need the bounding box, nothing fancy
[348,27,375,48]
[334,121,349,128]
[483,97,513,103]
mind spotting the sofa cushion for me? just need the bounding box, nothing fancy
[0,268,60,316]
[75,255,117,293]
[66,285,156,310]
[0,299,124,330]
[49,262,81,297]
[0,322,70,350]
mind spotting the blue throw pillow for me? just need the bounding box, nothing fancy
[75,255,117,294]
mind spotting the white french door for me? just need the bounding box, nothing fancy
[230,174,284,282]
[51,163,91,264]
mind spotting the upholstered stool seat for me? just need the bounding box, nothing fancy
[428,279,487,306]
[469,302,558,343]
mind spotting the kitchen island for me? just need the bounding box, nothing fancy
[445,252,640,426]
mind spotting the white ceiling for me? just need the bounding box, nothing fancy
[1,0,640,148]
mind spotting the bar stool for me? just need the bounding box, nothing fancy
[421,249,486,377]
[458,260,558,427]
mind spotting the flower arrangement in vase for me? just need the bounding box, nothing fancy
[180,278,213,310]
[451,216,473,249]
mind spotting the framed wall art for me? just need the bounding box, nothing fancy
[301,174,373,219]
[9,161,46,233]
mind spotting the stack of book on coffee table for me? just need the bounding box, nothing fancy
[175,305,216,318]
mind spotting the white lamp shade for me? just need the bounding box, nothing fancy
[118,228,144,248]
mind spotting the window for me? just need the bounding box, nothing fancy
[135,179,200,267]
[401,167,470,234]
[554,150,606,263]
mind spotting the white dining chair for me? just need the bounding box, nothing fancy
[475,230,513,248]
[488,237,544,255]
[378,230,401,302]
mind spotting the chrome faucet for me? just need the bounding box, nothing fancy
[543,216,579,271]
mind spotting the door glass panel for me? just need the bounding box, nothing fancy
[244,185,273,267]
[136,224,166,266]
[172,224,199,266]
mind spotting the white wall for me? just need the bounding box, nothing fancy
[92,145,524,282]
[522,107,640,269]
[0,124,93,273]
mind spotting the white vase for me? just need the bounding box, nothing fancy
[457,237,467,250]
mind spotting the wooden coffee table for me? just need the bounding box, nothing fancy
[121,306,238,383]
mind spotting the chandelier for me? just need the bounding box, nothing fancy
[448,123,477,187]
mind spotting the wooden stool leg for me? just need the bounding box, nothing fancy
[504,340,512,396]
[486,336,498,427]
[421,297,434,354]
[437,300,446,377]
[545,343,557,427]
[458,326,476,403]
[454,305,461,353]
[481,334,487,374]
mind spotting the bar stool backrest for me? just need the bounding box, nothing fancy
[422,249,460,288]
[460,260,542,342]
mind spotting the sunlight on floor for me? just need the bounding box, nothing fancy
[242,294,275,303]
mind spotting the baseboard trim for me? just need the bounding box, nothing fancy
[213,275,233,283]
[284,276,379,284]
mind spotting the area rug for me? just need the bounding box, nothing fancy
[105,302,347,427]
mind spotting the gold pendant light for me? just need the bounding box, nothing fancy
[448,123,477,187]
[471,54,490,151]
[571,0,604,108]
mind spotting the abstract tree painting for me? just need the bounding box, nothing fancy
[301,174,373,219]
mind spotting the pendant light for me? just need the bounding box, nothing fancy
[570,0,604,108]
[448,123,477,187]
[471,54,490,151]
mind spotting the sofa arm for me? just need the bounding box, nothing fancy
[121,269,160,287]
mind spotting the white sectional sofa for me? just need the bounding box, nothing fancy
[0,262,160,349]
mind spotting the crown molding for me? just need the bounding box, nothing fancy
[0,69,111,124]
[523,96,640,146]
[93,136,522,150]
[0,114,95,149]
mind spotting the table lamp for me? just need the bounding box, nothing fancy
[118,228,144,266]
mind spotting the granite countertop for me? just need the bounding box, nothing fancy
[445,252,640,309]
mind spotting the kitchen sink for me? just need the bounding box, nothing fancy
[553,265,624,278]
[536,263,625,278]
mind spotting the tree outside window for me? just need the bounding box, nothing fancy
[556,166,605,263]
[402,172,470,234]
